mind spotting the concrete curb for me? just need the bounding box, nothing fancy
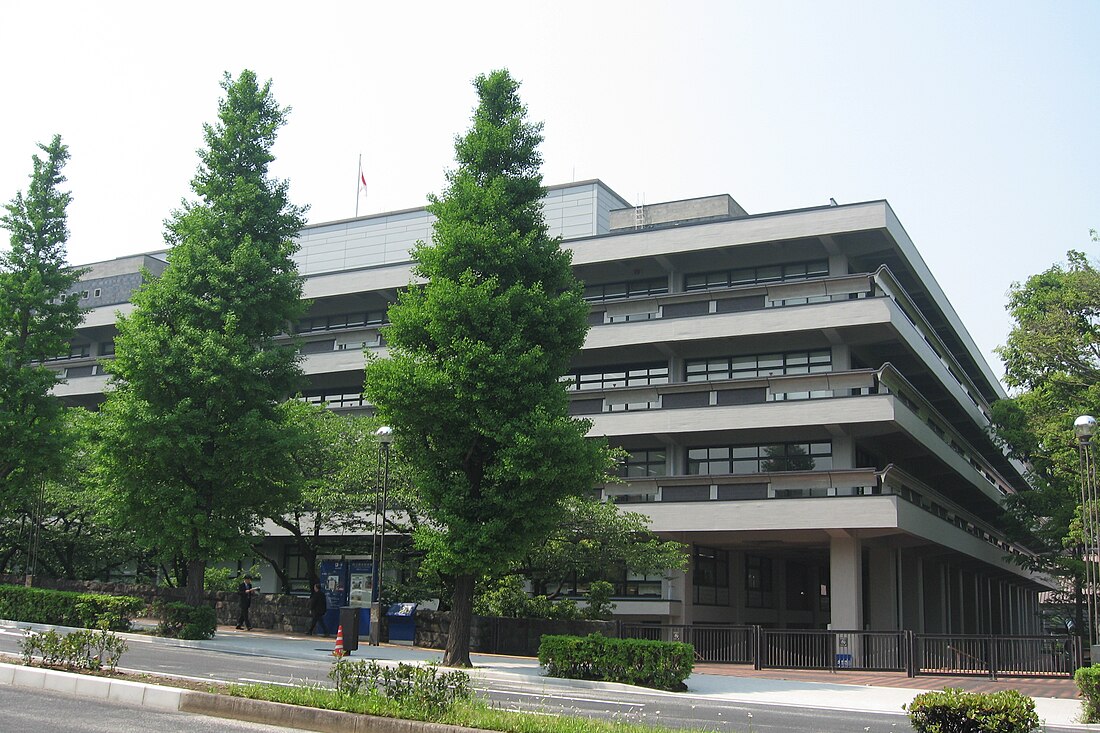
[0,661,481,733]
[0,661,185,711]
[180,691,483,733]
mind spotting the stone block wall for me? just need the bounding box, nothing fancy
[0,575,311,632]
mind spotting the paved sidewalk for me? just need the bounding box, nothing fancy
[3,619,1096,729]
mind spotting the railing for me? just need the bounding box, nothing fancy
[620,623,755,663]
[915,634,1081,679]
[759,629,907,672]
[619,624,1080,678]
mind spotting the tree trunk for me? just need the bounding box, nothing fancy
[443,573,475,667]
[185,558,206,606]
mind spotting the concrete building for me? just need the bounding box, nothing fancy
[54,180,1048,634]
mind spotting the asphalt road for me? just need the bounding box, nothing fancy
[0,685,312,732]
[0,628,918,732]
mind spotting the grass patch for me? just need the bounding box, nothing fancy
[229,682,696,733]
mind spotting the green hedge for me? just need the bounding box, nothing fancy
[0,584,144,631]
[1076,665,1100,722]
[154,601,217,640]
[905,687,1040,733]
[538,633,693,691]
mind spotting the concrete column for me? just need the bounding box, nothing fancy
[829,532,863,630]
[899,551,924,632]
[867,547,898,630]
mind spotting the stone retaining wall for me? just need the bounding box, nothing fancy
[0,574,311,632]
[415,610,618,656]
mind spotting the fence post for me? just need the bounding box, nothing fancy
[988,635,997,681]
[904,630,915,677]
[753,625,762,670]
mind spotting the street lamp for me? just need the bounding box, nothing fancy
[1076,415,1098,655]
[369,426,393,646]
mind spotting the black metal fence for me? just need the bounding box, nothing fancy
[619,623,1081,679]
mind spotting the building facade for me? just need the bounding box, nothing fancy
[54,180,1048,634]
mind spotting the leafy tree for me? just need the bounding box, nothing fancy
[991,234,1100,634]
[364,70,615,666]
[0,135,85,518]
[513,496,687,598]
[256,401,410,593]
[97,71,307,606]
[0,409,148,580]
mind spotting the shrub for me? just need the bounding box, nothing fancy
[154,601,217,640]
[905,687,1040,733]
[583,580,616,620]
[539,633,693,691]
[1076,665,1100,723]
[203,565,263,593]
[19,628,128,671]
[329,659,471,714]
[0,584,143,631]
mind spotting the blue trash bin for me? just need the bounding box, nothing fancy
[386,603,417,645]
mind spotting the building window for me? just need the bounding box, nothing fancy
[566,363,669,391]
[745,555,774,608]
[281,546,313,593]
[684,260,829,292]
[92,288,102,298]
[687,441,832,475]
[786,561,810,611]
[583,276,668,303]
[296,310,385,334]
[99,340,115,357]
[301,389,366,408]
[693,546,730,606]
[685,349,831,382]
[619,448,667,478]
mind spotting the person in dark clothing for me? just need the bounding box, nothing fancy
[307,582,330,636]
[236,575,256,630]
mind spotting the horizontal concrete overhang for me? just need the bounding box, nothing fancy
[586,392,896,438]
[631,495,1046,585]
[569,201,890,266]
[584,297,894,352]
[612,599,683,617]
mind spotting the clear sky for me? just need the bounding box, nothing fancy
[1,1,1096,382]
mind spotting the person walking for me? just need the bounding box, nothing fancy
[307,582,330,636]
[236,575,257,630]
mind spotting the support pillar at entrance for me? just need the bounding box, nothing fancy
[829,531,863,630]
[867,547,898,630]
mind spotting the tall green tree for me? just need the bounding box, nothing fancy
[364,70,614,666]
[98,71,307,606]
[992,233,1100,632]
[258,402,410,593]
[0,135,85,520]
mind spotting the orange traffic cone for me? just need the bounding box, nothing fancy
[332,624,347,657]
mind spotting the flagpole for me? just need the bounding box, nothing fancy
[356,153,362,218]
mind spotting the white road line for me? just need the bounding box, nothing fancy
[494,689,644,708]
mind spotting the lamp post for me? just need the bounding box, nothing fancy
[369,425,393,646]
[1076,415,1098,656]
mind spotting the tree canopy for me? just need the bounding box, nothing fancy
[97,70,307,605]
[364,69,614,666]
[992,233,1100,631]
[0,135,85,521]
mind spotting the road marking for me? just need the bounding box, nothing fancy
[493,689,644,708]
[237,678,300,687]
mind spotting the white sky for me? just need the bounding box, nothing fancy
[2,1,1097,381]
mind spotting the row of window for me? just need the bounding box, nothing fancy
[687,442,833,475]
[567,350,833,393]
[685,349,831,381]
[693,546,830,609]
[684,259,830,292]
[619,441,833,478]
[580,259,832,304]
[296,311,386,334]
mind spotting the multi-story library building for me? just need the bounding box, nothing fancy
[55,180,1048,634]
